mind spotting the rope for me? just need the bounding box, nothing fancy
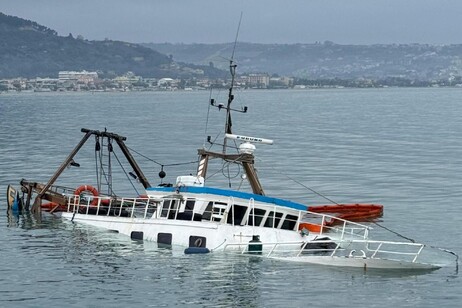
[283,174,340,205]
[222,161,241,180]
[205,156,242,182]
[435,247,459,275]
[126,146,198,167]
[211,239,227,252]
[373,221,459,274]
[255,156,339,204]
[372,222,416,242]
[112,151,140,196]
[96,140,113,196]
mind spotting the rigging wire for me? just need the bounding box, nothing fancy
[98,159,113,196]
[93,136,113,195]
[373,221,459,274]
[221,161,241,180]
[230,12,243,62]
[221,161,241,188]
[205,155,243,182]
[255,156,340,204]
[126,146,198,167]
[111,150,140,196]
[97,136,115,196]
[207,133,223,151]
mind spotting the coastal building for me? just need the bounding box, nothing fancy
[34,77,59,91]
[0,79,14,91]
[0,78,28,91]
[245,73,270,88]
[113,72,140,85]
[270,76,294,88]
[58,71,98,83]
[157,77,179,89]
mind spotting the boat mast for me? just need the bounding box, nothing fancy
[197,13,266,195]
[223,59,236,153]
[223,12,242,154]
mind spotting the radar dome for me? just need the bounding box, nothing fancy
[238,142,256,154]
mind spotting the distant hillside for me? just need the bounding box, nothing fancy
[0,12,223,79]
[144,42,462,81]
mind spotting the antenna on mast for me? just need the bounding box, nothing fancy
[198,13,268,195]
[209,13,247,151]
[223,12,243,153]
[230,11,243,63]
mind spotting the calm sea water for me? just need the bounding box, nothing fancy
[0,88,461,307]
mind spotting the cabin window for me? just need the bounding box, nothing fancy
[227,204,248,225]
[160,199,179,219]
[146,199,158,218]
[185,199,195,211]
[202,202,214,221]
[177,199,198,221]
[160,200,171,218]
[264,211,283,228]
[248,208,266,227]
[168,200,179,219]
[281,214,298,230]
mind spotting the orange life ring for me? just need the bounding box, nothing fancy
[74,185,99,206]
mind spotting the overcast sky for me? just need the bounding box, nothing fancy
[1,0,462,45]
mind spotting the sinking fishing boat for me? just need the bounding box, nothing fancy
[7,59,441,271]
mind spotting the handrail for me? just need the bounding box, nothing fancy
[223,238,426,263]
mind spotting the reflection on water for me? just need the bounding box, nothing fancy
[3,207,270,307]
[6,209,46,229]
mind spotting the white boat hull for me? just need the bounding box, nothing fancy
[62,212,439,270]
[62,212,312,251]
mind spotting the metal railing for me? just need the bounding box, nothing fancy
[67,195,159,219]
[66,194,370,240]
[223,238,426,263]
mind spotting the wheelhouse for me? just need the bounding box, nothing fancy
[147,185,305,232]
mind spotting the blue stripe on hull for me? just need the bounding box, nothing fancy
[146,186,307,211]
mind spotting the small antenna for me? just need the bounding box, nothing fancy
[230,11,243,62]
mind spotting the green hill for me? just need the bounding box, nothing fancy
[144,42,462,82]
[0,12,222,79]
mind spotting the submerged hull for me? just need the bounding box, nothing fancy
[273,256,440,270]
[62,212,311,251]
[61,210,439,271]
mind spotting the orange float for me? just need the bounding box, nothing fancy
[299,222,324,233]
[41,202,67,212]
[308,204,383,224]
[299,204,383,233]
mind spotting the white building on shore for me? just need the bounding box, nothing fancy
[58,71,98,83]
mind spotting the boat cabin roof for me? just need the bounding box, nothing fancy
[146,186,307,211]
